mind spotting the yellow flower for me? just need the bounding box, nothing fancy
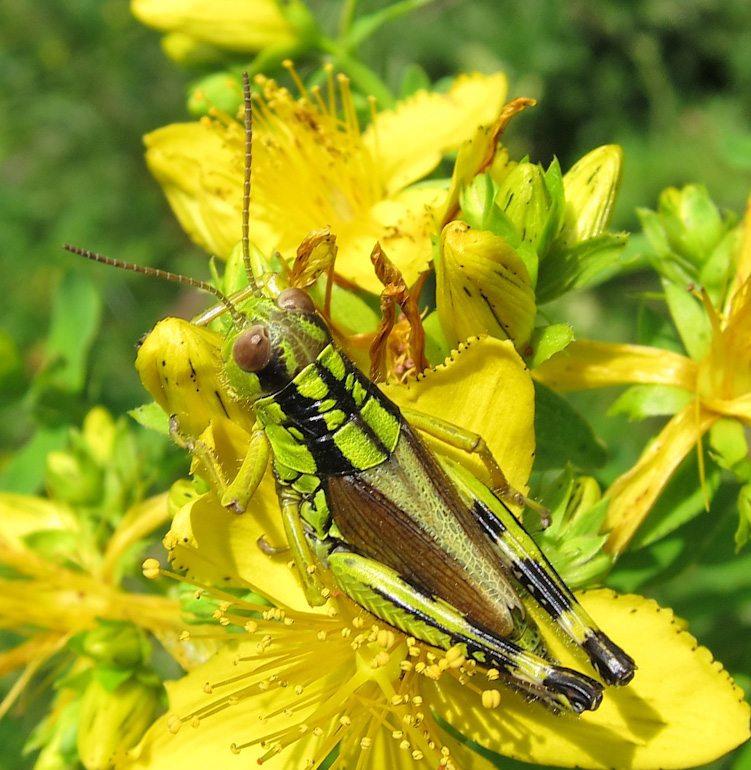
[123,320,750,769]
[535,190,751,555]
[143,69,508,293]
[132,0,301,53]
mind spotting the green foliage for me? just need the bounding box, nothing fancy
[2,1,751,768]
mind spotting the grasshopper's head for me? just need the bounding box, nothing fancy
[224,288,332,400]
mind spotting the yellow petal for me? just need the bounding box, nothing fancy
[559,144,624,247]
[534,339,697,392]
[0,493,78,549]
[727,188,751,306]
[363,73,508,197]
[132,0,297,52]
[120,640,334,770]
[165,484,312,612]
[144,122,244,259]
[383,336,535,492]
[436,220,536,349]
[426,589,750,769]
[605,404,717,555]
[136,317,256,439]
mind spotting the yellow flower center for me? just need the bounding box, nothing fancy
[152,562,508,769]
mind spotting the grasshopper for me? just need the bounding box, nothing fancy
[65,73,635,715]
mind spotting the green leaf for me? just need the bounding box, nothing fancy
[44,270,102,394]
[525,323,574,368]
[735,484,751,551]
[533,382,607,471]
[662,278,712,361]
[0,426,69,493]
[0,329,24,393]
[608,384,693,420]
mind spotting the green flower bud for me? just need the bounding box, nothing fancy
[45,450,102,506]
[558,145,623,247]
[81,407,117,465]
[81,623,151,669]
[187,72,243,118]
[494,161,554,253]
[657,184,726,267]
[435,221,536,349]
[77,676,161,770]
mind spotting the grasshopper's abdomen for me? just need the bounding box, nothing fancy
[255,344,542,650]
[243,302,634,712]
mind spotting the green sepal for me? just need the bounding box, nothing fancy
[637,302,684,353]
[398,63,432,99]
[698,226,742,301]
[22,529,82,566]
[77,674,163,770]
[537,157,565,258]
[608,384,693,421]
[308,280,380,336]
[129,401,171,436]
[23,695,82,770]
[533,382,607,471]
[422,310,451,366]
[187,72,243,118]
[493,159,552,255]
[657,185,727,268]
[90,665,135,693]
[524,323,574,369]
[526,469,612,588]
[662,278,712,361]
[70,621,152,670]
[536,232,629,304]
[709,418,751,483]
[628,450,721,551]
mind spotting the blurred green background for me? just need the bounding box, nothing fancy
[1,1,750,768]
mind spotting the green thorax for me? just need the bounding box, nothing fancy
[254,344,402,478]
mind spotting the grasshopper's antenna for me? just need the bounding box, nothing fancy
[63,245,246,328]
[242,71,260,297]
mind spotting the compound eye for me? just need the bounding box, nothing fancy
[232,325,271,373]
[276,287,315,314]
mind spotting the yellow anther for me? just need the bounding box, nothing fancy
[481,689,502,709]
[141,558,161,579]
[167,715,182,734]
